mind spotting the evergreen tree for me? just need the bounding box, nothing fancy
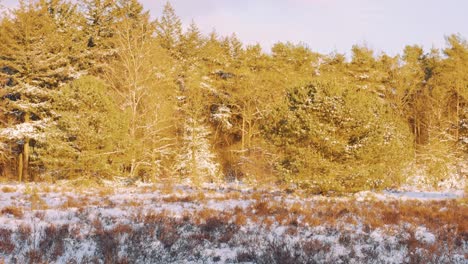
[80,0,118,73]
[397,45,430,144]
[264,81,413,193]
[432,35,468,146]
[43,76,127,179]
[179,20,204,62]
[0,0,83,181]
[155,2,182,56]
[174,20,221,184]
[200,30,232,70]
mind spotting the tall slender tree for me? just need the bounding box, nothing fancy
[105,0,175,180]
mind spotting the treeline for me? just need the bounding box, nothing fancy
[0,0,466,193]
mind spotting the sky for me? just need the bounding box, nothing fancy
[2,0,468,56]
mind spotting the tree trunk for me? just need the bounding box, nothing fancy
[130,159,136,178]
[23,139,30,181]
[247,118,253,149]
[241,114,245,151]
[23,112,30,181]
[129,91,138,178]
[191,119,197,179]
[18,153,23,183]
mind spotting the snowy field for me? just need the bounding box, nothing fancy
[0,182,466,263]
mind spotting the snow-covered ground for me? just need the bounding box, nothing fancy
[0,182,466,263]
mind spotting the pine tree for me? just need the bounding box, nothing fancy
[400,46,427,139]
[80,0,117,73]
[179,20,204,62]
[174,20,221,184]
[155,2,182,56]
[45,76,127,179]
[264,81,412,193]
[432,35,468,145]
[200,30,231,70]
[348,45,379,92]
[0,0,83,181]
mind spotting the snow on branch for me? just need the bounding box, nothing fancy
[0,119,51,140]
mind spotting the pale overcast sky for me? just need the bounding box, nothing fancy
[3,0,468,56]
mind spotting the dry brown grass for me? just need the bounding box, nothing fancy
[302,212,321,227]
[1,206,24,218]
[217,196,468,237]
[112,224,133,235]
[60,195,86,209]
[28,188,48,210]
[195,208,218,225]
[1,186,16,193]
[233,206,247,226]
[289,202,304,215]
[250,191,263,201]
[97,187,115,197]
[253,200,269,215]
[234,213,247,226]
[263,217,275,229]
[142,185,160,193]
[122,199,142,207]
[162,195,196,203]
[1,183,466,251]
[40,185,51,193]
[226,191,241,200]
[335,199,466,236]
[195,191,206,201]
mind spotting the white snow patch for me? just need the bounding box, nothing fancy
[414,227,436,245]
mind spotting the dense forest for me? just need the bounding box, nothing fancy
[0,0,466,193]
